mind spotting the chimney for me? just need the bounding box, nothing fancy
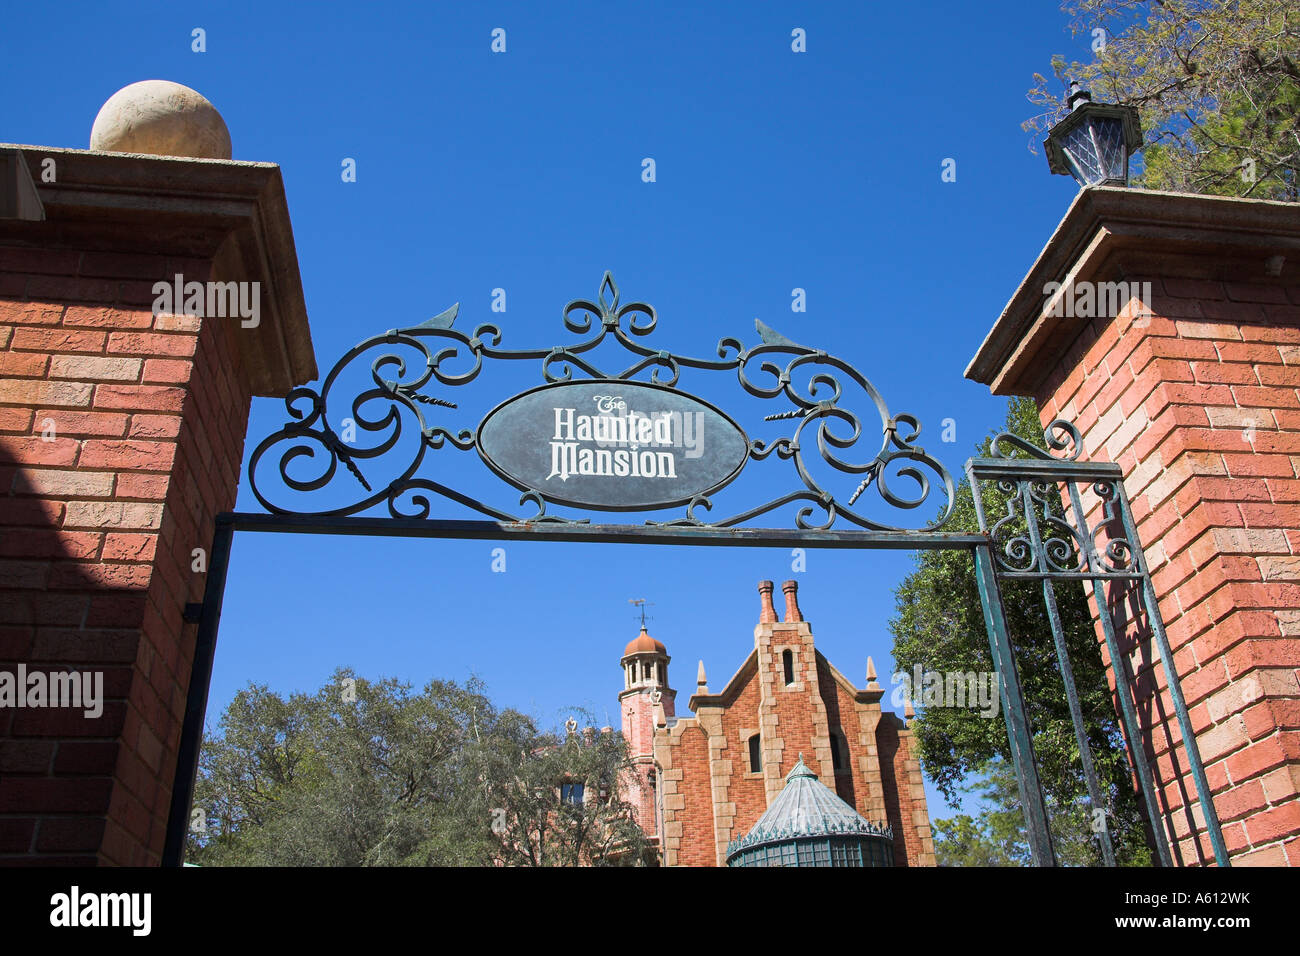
[758,580,777,624]
[782,580,802,622]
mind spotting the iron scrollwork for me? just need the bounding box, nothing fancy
[977,419,1140,577]
[989,417,1083,462]
[248,272,956,530]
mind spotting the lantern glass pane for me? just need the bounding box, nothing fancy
[1061,115,1128,185]
[1091,116,1128,181]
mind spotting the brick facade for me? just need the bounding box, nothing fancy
[0,146,314,864]
[968,187,1300,866]
[646,579,934,867]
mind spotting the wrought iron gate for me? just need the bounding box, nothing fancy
[968,430,1228,866]
[162,273,1229,867]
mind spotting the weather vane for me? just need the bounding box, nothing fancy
[628,598,654,628]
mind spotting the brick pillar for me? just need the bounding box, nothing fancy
[968,187,1300,866]
[0,145,314,864]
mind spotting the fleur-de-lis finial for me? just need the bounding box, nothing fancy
[598,271,619,317]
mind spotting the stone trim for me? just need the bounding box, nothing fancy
[689,649,757,711]
[966,186,1300,396]
[0,143,315,397]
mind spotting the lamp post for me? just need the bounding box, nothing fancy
[1044,81,1143,187]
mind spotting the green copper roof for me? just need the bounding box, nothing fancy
[725,754,892,860]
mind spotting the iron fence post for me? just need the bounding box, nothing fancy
[973,542,1056,866]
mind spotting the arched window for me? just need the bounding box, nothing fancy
[782,649,795,685]
[830,731,845,773]
[657,662,665,684]
[748,733,761,773]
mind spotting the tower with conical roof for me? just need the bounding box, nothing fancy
[619,625,675,846]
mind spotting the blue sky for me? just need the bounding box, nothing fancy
[3,1,1099,817]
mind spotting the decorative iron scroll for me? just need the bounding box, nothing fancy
[970,419,1140,579]
[248,272,956,531]
[989,418,1083,463]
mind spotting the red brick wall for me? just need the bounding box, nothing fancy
[876,716,924,866]
[0,247,251,864]
[718,666,766,845]
[672,725,714,867]
[763,626,824,782]
[817,658,862,811]
[1037,276,1300,865]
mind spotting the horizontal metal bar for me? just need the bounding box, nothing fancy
[966,458,1124,481]
[995,571,1145,581]
[220,512,989,550]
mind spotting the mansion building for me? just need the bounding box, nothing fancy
[617,579,935,866]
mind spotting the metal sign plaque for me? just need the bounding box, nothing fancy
[477,380,749,511]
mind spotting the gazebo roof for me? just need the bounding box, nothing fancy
[725,754,892,859]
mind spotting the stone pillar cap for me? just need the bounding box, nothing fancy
[966,187,1300,396]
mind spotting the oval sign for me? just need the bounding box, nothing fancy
[477,380,749,511]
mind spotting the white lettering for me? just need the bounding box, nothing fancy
[542,398,693,484]
[0,666,101,718]
[553,408,574,440]
[50,886,151,936]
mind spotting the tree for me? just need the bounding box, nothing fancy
[1025,1,1299,201]
[456,712,652,867]
[934,758,1146,866]
[933,760,1037,867]
[889,397,1155,866]
[185,670,649,866]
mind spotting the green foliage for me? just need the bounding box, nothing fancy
[889,397,1155,865]
[186,669,649,866]
[1026,1,1299,200]
[933,760,1037,867]
[934,758,1148,867]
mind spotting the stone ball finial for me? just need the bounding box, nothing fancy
[90,80,232,160]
